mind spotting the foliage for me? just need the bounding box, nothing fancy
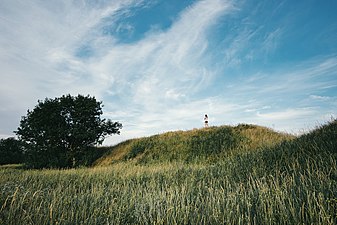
[0,138,24,165]
[15,94,122,168]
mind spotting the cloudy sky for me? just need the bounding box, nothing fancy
[1,0,336,145]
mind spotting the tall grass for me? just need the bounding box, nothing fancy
[1,121,336,224]
[95,124,294,166]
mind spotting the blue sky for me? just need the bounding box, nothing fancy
[0,0,336,145]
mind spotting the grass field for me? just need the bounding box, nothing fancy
[1,121,336,224]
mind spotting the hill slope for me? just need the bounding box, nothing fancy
[1,121,336,224]
[92,120,337,223]
[94,124,294,166]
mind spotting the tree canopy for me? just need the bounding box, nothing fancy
[15,94,122,168]
[0,137,24,165]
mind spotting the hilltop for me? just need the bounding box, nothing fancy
[94,124,294,166]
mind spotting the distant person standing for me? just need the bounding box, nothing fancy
[204,114,209,127]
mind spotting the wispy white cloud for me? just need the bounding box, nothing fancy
[261,28,283,55]
[214,55,337,133]
[99,0,235,144]
[0,0,148,136]
[256,108,315,121]
[231,56,337,97]
[309,95,333,101]
[89,0,233,105]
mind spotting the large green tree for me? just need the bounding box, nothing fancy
[15,94,122,168]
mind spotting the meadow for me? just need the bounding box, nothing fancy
[1,121,336,224]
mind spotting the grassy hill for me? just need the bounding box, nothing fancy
[94,124,294,166]
[1,121,336,224]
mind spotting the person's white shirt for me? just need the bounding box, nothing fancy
[204,114,209,127]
